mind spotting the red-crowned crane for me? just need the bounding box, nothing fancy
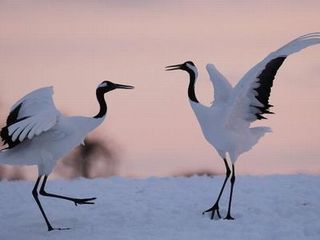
[166,32,320,220]
[0,81,133,231]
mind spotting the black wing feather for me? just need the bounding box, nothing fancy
[253,56,286,120]
[0,103,28,149]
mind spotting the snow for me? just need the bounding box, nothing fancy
[0,175,320,240]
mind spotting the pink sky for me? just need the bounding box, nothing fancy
[0,1,320,177]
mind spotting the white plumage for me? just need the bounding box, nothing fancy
[166,32,320,220]
[8,87,59,142]
[0,80,133,231]
[1,86,103,174]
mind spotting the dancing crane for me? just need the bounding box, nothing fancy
[0,81,134,231]
[166,32,320,220]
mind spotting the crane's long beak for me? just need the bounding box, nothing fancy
[114,83,134,89]
[165,64,183,71]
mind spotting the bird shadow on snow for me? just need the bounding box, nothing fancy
[205,211,243,221]
[1,204,91,238]
[8,216,92,240]
[19,217,79,233]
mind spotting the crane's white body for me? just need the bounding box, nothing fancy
[189,33,320,162]
[0,86,104,175]
[190,100,270,162]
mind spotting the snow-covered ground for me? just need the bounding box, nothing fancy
[0,175,320,240]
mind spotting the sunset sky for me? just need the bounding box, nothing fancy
[0,1,319,177]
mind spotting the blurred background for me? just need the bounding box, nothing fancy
[0,0,319,180]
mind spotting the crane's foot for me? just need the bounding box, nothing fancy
[73,197,96,206]
[224,213,234,220]
[48,226,71,231]
[202,203,221,219]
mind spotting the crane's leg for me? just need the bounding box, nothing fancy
[224,164,235,220]
[202,158,231,219]
[39,175,96,206]
[32,176,69,231]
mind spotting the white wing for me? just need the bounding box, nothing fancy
[5,86,60,143]
[225,32,320,129]
[206,64,233,104]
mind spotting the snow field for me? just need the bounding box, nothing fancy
[0,175,320,240]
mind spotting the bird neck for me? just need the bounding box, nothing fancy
[94,89,107,119]
[187,70,199,103]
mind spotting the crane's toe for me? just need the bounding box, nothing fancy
[48,226,71,231]
[224,214,235,220]
[73,197,96,206]
[202,203,221,219]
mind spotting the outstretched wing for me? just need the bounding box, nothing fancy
[1,86,61,148]
[206,64,233,104]
[225,32,320,129]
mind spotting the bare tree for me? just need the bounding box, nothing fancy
[174,169,217,178]
[0,135,120,180]
[0,165,29,181]
[54,136,120,179]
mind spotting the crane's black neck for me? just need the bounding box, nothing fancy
[94,89,107,119]
[187,70,199,103]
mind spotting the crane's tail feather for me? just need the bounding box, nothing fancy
[250,127,272,147]
[238,127,272,157]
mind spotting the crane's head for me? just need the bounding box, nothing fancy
[97,81,134,93]
[165,61,198,76]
